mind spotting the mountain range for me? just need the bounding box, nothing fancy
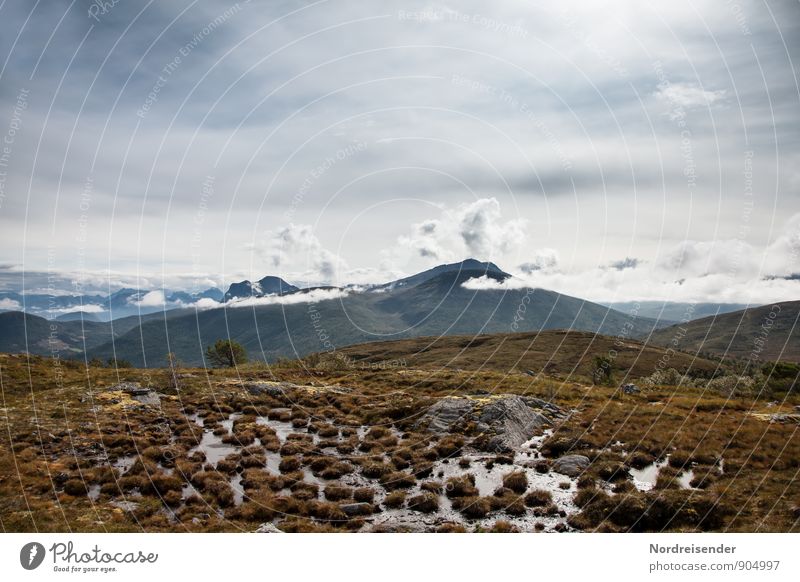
[1,259,797,367]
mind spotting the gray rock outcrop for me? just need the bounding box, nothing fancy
[417,395,563,452]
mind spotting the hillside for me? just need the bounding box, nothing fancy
[334,329,723,381]
[82,267,666,367]
[0,311,155,357]
[646,301,800,362]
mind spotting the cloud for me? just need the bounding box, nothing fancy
[254,224,346,285]
[393,197,527,270]
[53,304,106,314]
[654,82,726,109]
[0,298,21,310]
[225,288,350,308]
[134,290,167,307]
[656,239,758,279]
[608,257,640,270]
[518,249,559,273]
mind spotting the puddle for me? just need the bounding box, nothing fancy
[630,457,695,491]
[256,416,295,443]
[113,455,137,473]
[189,413,240,467]
[630,459,668,491]
[88,484,101,501]
[230,474,244,506]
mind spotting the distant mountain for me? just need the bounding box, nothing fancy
[80,260,667,367]
[167,287,224,303]
[646,301,800,363]
[55,311,102,322]
[0,311,144,356]
[223,276,299,301]
[603,301,750,323]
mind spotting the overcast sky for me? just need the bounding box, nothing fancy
[0,0,798,303]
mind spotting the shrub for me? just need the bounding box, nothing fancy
[353,488,375,503]
[407,492,439,513]
[279,457,301,473]
[383,491,406,508]
[489,521,519,533]
[380,471,416,490]
[458,496,491,519]
[502,471,528,494]
[524,489,552,507]
[324,485,354,501]
[63,479,88,496]
[445,474,478,498]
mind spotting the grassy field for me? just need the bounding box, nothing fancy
[1,343,798,533]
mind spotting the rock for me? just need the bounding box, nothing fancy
[551,454,590,477]
[339,502,374,517]
[479,396,553,452]
[417,398,474,433]
[621,383,640,394]
[256,523,284,533]
[245,382,287,397]
[417,395,561,453]
[108,382,160,406]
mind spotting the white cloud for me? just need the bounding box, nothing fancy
[254,224,346,286]
[225,288,350,308]
[655,82,726,109]
[135,290,166,307]
[0,298,21,310]
[54,304,106,314]
[393,197,527,269]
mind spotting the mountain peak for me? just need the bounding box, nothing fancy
[223,276,299,301]
[383,259,509,290]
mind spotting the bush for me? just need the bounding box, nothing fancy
[524,489,552,507]
[407,493,439,513]
[502,471,529,494]
[445,474,478,498]
[458,496,491,519]
[383,491,406,508]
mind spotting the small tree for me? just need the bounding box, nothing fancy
[592,355,614,386]
[165,352,181,391]
[205,339,247,368]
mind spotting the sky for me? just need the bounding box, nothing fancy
[0,0,798,304]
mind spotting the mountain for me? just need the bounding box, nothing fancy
[379,258,508,290]
[223,276,299,301]
[80,261,668,367]
[0,311,145,356]
[646,301,800,362]
[603,301,750,323]
[167,287,224,304]
[54,311,102,322]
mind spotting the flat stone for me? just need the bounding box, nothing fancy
[551,454,590,477]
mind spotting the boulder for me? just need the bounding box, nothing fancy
[479,396,553,452]
[417,395,561,452]
[417,398,474,433]
[245,382,287,397]
[551,454,590,477]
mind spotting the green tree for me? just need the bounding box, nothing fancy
[205,339,247,368]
